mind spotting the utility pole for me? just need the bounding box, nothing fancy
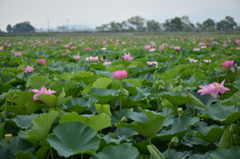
[47,19,49,32]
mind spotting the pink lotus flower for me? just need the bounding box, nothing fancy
[15,52,22,56]
[0,46,3,50]
[197,80,230,98]
[104,61,112,66]
[62,53,67,56]
[37,59,46,64]
[71,46,77,49]
[189,58,198,63]
[222,44,228,47]
[146,61,158,66]
[122,53,134,61]
[85,47,91,51]
[112,70,128,80]
[194,48,200,51]
[203,60,211,63]
[174,46,181,50]
[101,47,107,50]
[31,86,56,100]
[90,56,98,61]
[222,60,234,69]
[73,55,80,61]
[24,66,35,73]
[149,48,156,52]
[144,45,151,50]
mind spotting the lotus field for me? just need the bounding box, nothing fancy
[0,35,240,159]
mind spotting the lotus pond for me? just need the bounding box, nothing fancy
[0,35,240,159]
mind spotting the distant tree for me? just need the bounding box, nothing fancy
[6,24,12,33]
[163,19,172,31]
[181,16,195,31]
[127,16,146,31]
[120,21,128,31]
[146,20,161,31]
[225,16,237,30]
[12,21,35,32]
[202,18,215,31]
[196,22,203,31]
[170,17,183,31]
[216,20,228,31]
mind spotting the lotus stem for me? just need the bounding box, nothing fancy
[166,142,171,159]
[237,115,239,146]
[226,126,233,147]
[50,147,54,159]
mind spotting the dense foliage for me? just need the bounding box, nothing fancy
[0,34,240,159]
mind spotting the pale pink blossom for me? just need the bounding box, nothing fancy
[144,45,151,50]
[146,61,158,66]
[73,55,80,61]
[222,60,234,69]
[37,59,46,64]
[222,44,228,47]
[149,48,156,52]
[62,53,67,56]
[0,46,3,50]
[24,66,35,73]
[15,52,22,56]
[174,46,181,50]
[112,70,128,80]
[71,46,77,49]
[122,53,134,61]
[104,61,112,66]
[194,48,200,51]
[197,80,230,98]
[203,60,211,63]
[31,86,56,100]
[85,47,91,51]
[189,58,198,63]
[101,47,106,50]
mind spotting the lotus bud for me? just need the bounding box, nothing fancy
[5,134,12,145]
[177,108,183,116]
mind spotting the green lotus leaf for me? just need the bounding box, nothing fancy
[74,71,94,78]
[48,61,64,71]
[102,133,131,145]
[163,149,190,159]
[12,114,39,129]
[193,127,224,143]
[95,104,112,116]
[161,67,182,80]
[92,77,112,89]
[0,72,16,84]
[88,88,118,104]
[111,109,130,124]
[15,151,33,159]
[121,93,146,108]
[209,146,240,159]
[201,103,240,125]
[25,110,59,142]
[147,144,165,159]
[117,114,168,138]
[50,80,78,96]
[0,145,16,159]
[160,91,190,106]
[0,136,36,156]
[157,116,199,141]
[91,143,139,159]
[188,152,210,159]
[26,75,51,89]
[47,122,100,157]
[218,125,234,149]
[60,112,111,132]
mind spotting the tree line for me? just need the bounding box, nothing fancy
[95,15,238,32]
[6,21,35,33]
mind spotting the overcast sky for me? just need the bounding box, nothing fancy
[0,0,240,31]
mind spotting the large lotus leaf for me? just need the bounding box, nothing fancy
[121,93,146,108]
[218,125,234,149]
[193,127,224,143]
[37,90,65,108]
[47,122,100,157]
[0,145,16,159]
[0,83,13,94]
[0,72,16,84]
[26,75,51,89]
[15,151,33,159]
[50,80,78,96]
[92,77,112,89]
[91,143,139,159]
[60,112,111,132]
[48,61,64,71]
[94,70,113,78]
[34,51,49,58]
[117,115,168,138]
[12,114,39,129]
[111,109,131,124]
[79,74,103,85]
[7,91,42,115]
[88,88,118,104]
[189,93,207,109]
[221,91,240,106]
[125,79,142,87]
[188,152,210,159]
[74,71,94,78]
[129,111,149,122]
[161,67,182,80]
[95,104,112,116]
[157,116,199,141]
[36,139,51,159]
[102,133,132,145]
[209,146,240,159]
[163,149,190,159]
[25,111,59,142]
[160,91,190,106]
[0,136,36,156]
[201,103,240,125]
[122,84,139,96]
